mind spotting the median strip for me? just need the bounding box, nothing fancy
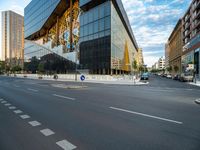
[110,106,183,124]
[53,94,75,101]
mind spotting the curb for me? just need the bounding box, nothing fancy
[195,99,200,105]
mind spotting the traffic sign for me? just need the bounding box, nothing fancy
[80,74,85,81]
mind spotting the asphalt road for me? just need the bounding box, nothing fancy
[0,75,200,150]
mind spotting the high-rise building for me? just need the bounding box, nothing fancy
[1,11,24,67]
[24,0,139,74]
[182,0,200,76]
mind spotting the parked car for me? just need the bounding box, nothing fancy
[180,73,193,82]
[166,74,172,79]
[140,73,149,80]
[173,74,180,80]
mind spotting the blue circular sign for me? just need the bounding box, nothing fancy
[80,75,85,81]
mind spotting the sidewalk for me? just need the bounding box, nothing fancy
[8,74,149,86]
[188,81,200,87]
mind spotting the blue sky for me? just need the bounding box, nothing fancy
[0,0,191,66]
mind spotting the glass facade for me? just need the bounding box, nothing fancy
[79,0,138,74]
[24,0,61,38]
[111,2,137,72]
[80,0,91,7]
[79,1,111,74]
[24,41,76,74]
[181,51,194,75]
[79,1,111,43]
[24,0,139,74]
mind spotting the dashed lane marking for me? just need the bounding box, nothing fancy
[40,129,55,136]
[4,103,11,106]
[29,121,41,127]
[27,88,38,92]
[110,106,183,124]
[1,101,7,103]
[9,106,16,110]
[13,110,23,114]
[56,139,77,150]
[14,85,20,88]
[20,115,30,119]
[53,94,75,101]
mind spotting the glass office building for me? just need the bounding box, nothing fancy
[24,0,139,74]
[79,0,138,74]
[24,0,79,73]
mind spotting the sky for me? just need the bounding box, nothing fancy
[0,0,191,66]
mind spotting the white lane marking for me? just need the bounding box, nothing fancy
[146,89,173,92]
[110,107,183,124]
[27,88,38,92]
[36,84,48,87]
[0,98,3,101]
[1,101,7,103]
[20,115,30,119]
[14,110,23,114]
[29,121,41,127]
[56,139,77,150]
[53,94,75,101]
[9,106,16,109]
[186,89,193,91]
[14,85,20,88]
[40,129,55,136]
[4,103,11,106]
[195,99,200,104]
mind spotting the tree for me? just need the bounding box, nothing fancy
[174,65,179,74]
[132,60,138,72]
[38,63,45,74]
[11,65,22,74]
[5,65,10,73]
[0,61,5,74]
[139,65,144,73]
[166,66,172,73]
[27,57,40,73]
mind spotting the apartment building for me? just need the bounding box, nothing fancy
[182,0,200,75]
[168,19,183,75]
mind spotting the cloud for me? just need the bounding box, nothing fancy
[122,0,191,67]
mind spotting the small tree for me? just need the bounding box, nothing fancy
[5,65,10,74]
[132,60,138,75]
[139,65,144,73]
[174,65,179,74]
[166,66,172,73]
[11,65,22,73]
[38,63,45,75]
[0,61,5,74]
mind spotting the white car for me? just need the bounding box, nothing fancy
[167,74,172,79]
